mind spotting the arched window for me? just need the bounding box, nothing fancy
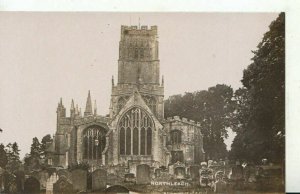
[119,107,153,155]
[171,130,182,145]
[82,126,106,160]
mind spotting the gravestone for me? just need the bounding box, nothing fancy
[92,169,107,191]
[57,169,71,180]
[105,185,129,194]
[189,165,200,180]
[15,170,25,192]
[136,164,150,184]
[71,169,87,192]
[174,167,186,179]
[53,176,73,194]
[24,177,40,194]
[214,180,227,193]
[107,173,123,185]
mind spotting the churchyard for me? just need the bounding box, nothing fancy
[0,159,284,194]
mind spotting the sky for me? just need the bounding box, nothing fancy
[0,12,279,158]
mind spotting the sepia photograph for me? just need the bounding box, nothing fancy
[0,11,285,193]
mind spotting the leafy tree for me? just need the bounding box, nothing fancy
[0,143,8,168]
[5,142,21,173]
[40,134,53,158]
[230,13,285,163]
[228,88,252,161]
[30,137,42,158]
[24,137,43,172]
[165,84,235,160]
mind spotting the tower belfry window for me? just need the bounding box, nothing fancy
[119,107,153,156]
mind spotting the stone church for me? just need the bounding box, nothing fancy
[47,25,205,174]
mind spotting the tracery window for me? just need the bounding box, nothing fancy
[82,126,106,160]
[170,129,182,145]
[119,107,153,155]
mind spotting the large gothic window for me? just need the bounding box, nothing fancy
[82,126,106,160]
[119,107,154,155]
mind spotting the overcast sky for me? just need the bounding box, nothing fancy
[0,12,278,157]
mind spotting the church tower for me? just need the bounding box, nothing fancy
[110,25,164,119]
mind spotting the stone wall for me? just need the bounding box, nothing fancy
[163,116,205,165]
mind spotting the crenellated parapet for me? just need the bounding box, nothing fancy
[165,116,201,127]
[121,25,158,37]
[73,115,110,126]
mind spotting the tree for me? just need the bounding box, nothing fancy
[228,88,252,161]
[230,13,285,163]
[40,134,53,159]
[0,144,8,168]
[30,137,42,158]
[24,137,42,171]
[5,142,21,173]
[165,84,235,160]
